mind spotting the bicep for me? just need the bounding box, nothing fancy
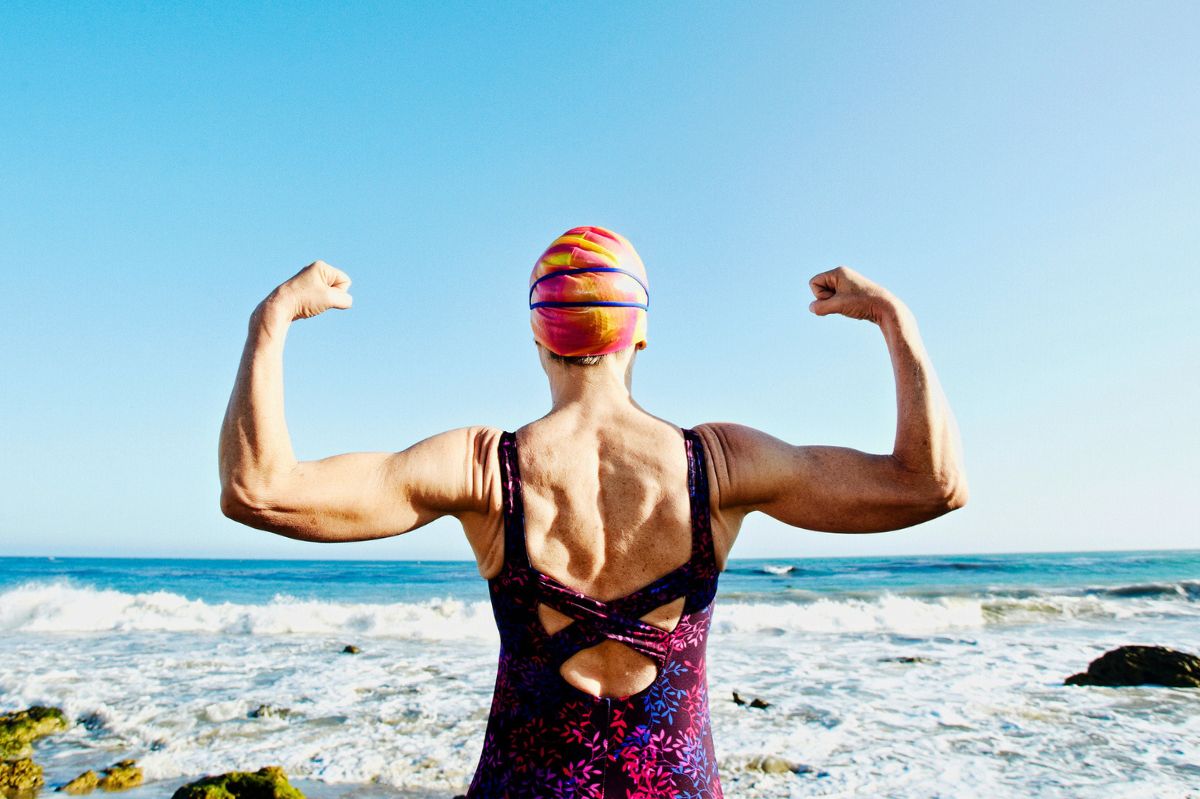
[239,426,497,543]
[701,422,953,534]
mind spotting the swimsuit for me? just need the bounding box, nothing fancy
[466,428,723,799]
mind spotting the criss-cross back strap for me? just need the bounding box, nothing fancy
[536,578,673,667]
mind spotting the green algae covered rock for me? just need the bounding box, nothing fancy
[59,761,143,795]
[59,769,100,794]
[170,766,305,799]
[97,760,143,791]
[0,706,69,758]
[746,754,813,774]
[0,757,44,797]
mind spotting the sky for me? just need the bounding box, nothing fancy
[1,1,1196,561]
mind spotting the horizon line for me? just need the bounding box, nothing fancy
[1,546,1197,563]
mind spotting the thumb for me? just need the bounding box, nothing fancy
[328,289,353,310]
[809,296,845,316]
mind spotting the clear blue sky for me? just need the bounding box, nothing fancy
[1,1,1196,560]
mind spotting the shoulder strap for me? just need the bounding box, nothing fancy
[497,431,532,577]
[682,428,718,576]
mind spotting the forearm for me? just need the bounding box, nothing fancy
[218,295,298,508]
[877,301,966,498]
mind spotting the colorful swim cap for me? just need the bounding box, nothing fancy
[529,226,649,357]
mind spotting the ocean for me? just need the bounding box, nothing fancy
[1,550,1197,798]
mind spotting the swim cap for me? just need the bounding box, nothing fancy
[529,226,649,357]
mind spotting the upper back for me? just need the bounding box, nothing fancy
[505,411,704,599]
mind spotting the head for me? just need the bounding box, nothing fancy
[529,225,648,355]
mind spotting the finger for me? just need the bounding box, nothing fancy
[809,272,837,299]
[328,290,353,310]
[313,260,349,287]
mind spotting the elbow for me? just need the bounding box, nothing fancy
[220,469,290,525]
[219,476,278,526]
[220,487,259,524]
[931,475,969,513]
[219,482,312,540]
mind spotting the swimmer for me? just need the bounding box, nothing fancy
[218,225,967,797]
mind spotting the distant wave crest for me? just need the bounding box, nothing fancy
[759,564,795,576]
[0,580,498,639]
[0,579,1194,639]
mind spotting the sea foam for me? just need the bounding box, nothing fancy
[0,579,1193,638]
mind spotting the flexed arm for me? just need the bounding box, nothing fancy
[698,266,967,535]
[218,261,493,543]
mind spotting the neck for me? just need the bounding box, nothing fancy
[549,373,636,414]
[542,347,639,416]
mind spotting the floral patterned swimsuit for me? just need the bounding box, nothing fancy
[466,428,723,799]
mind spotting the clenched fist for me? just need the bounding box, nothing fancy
[267,260,354,321]
[808,266,900,325]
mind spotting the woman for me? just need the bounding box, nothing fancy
[219,225,967,797]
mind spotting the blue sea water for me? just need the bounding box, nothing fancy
[3,549,1197,605]
[1,550,1197,798]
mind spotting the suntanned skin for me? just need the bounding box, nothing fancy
[219,260,967,698]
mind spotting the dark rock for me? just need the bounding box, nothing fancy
[1065,645,1200,688]
[59,769,99,794]
[341,645,360,655]
[78,713,107,733]
[879,656,935,664]
[731,691,770,709]
[170,765,305,799]
[0,757,44,797]
[248,706,292,720]
[0,706,69,758]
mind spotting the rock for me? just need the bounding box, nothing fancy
[0,757,44,797]
[1065,645,1200,688]
[59,770,100,794]
[0,706,69,758]
[731,691,770,709]
[248,706,291,720]
[746,755,812,775]
[170,765,306,799]
[879,656,935,664]
[97,760,142,791]
[341,645,360,655]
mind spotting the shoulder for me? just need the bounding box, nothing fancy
[688,423,754,567]
[420,425,507,579]
[689,422,747,506]
[689,421,799,506]
[393,425,506,516]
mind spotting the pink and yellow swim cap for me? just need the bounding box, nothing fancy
[529,226,649,358]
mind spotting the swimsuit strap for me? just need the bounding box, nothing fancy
[682,427,717,574]
[497,431,532,578]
